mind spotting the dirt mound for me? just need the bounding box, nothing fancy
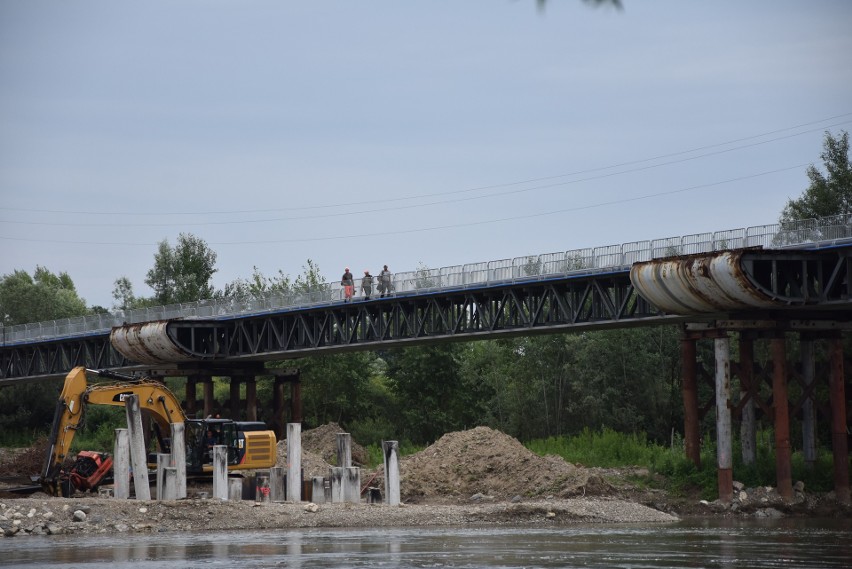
[275,440,333,480]
[0,438,52,477]
[301,422,368,467]
[399,426,608,503]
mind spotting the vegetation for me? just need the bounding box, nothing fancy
[780,130,851,223]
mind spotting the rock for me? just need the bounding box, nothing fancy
[471,493,485,502]
[511,495,522,503]
[738,491,748,502]
[546,511,556,518]
[42,511,54,520]
[755,507,783,518]
[732,481,745,491]
[2,524,20,537]
[304,503,319,513]
[114,523,129,532]
[793,481,805,493]
[45,522,64,535]
[138,507,148,513]
[72,510,87,522]
[26,508,36,518]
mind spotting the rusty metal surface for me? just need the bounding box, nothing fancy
[110,321,197,365]
[630,251,777,315]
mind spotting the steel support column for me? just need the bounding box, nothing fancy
[771,336,793,501]
[801,337,817,469]
[185,375,198,418]
[739,336,756,465]
[245,377,257,422]
[272,378,286,440]
[681,335,701,467]
[229,377,242,420]
[828,335,850,504]
[291,378,302,424]
[202,377,215,418]
[714,336,733,503]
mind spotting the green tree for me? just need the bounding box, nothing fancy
[0,266,89,325]
[780,130,851,223]
[145,233,218,304]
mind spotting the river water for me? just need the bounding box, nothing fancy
[2,518,850,568]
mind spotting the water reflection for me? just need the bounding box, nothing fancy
[4,519,851,568]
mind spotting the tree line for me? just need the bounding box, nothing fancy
[0,131,849,448]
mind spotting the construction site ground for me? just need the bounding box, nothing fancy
[1,425,848,537]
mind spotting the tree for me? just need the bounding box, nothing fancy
[0,266,89,325]
[145,233,218,304]
[780,130,851,223]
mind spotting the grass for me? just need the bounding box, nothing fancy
[526,427,842,500]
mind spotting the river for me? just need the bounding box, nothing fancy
[2,518,850,568]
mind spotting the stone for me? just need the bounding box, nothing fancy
[45,523,64,535]
[304,503,319,513]
[738,491,748,502]
[511,495,523,503]
[732,481,745,491]
[545,512,556,518]
[72,510,87,522]
[793,481,805,493]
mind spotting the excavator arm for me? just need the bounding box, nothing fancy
[40,366,186,494]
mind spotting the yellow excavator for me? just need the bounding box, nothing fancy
[40,367,278,496]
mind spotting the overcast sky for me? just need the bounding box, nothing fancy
[1,0,851,309]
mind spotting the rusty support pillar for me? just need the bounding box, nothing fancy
[771,336,793,502]
[185,375,198,418]
[739,336,756,465]
[801,337,817,469]
[272,378,286,440]
[245,377,257,422]
[714,336,733,504]
[828,336,850,504]
[681,335,701,467]
[230,377,242,420]
[202,377,215,418]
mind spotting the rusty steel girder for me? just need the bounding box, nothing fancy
[630,248,851,315]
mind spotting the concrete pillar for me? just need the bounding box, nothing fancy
[772,336,793,502]
[230,377,242,420]
[286,423,302,502]
[156,453,170,500]
[162,467,178,500]
[170,422,187,499]
[203,378,215,418]
[113,428,130,500]
[185,376,198,418]
[739,336,756,466]
[714,337,733,503]
[382,440,401,506]
[329,467,344,503]
[125,394,151,500]
[344,467,361,504]
[269,467,285,502]
[828,336,850,504]
[312,477,326,504]
[337,433,352,468]
[228,478,243,501]
[801,337,817,469]
[212,445,228,500]
[681,336,701,467]
[245,378,257,421]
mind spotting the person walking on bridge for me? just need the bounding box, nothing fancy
[341,267,354,302]
[361,269,374,300]
[379,265,392,297]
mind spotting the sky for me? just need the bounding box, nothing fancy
[1,0,851,310]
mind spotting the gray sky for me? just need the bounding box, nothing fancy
[2,0,851,309]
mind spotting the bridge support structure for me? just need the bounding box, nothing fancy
[682,324,849,505]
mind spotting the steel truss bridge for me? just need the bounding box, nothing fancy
[2,242,850,385]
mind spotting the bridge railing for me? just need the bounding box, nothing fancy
[2,213,850,345]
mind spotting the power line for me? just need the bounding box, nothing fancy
[0,163,807,246]
[0,120,846,229]
[0,113,848,219]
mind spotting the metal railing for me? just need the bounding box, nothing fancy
[2,214,850,345]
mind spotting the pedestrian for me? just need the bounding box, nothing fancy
[361,269,373,300]
[341,267,354,302]
[379,264,392,297]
